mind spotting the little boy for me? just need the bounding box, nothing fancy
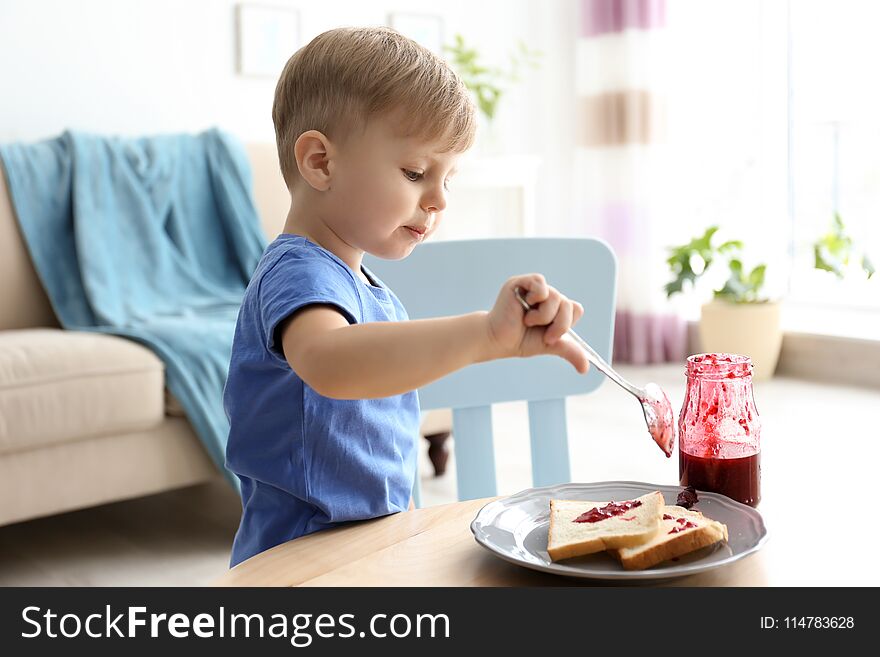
[224,26,588,567]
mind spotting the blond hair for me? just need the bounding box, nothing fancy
[272,26,476,188]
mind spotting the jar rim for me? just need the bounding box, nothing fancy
[686,353,753,379]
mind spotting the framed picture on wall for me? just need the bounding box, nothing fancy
[235,3,300,78]
[388,12,445,55]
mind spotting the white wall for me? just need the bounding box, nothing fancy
[0,0,577,235]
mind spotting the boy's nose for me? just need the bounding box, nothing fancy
[422,186,447,213]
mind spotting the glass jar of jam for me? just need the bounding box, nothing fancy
[678,353,761,507]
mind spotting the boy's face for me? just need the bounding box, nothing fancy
[325,114,461,261]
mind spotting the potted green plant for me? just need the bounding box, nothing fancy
[813,212,875,280]
[665,226,782,381]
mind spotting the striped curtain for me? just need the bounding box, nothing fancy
[575,0,686,364]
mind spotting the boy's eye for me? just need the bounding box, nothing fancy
[402,169,423,182]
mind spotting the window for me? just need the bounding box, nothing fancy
[788,0,880,311]
[666,0,878,327]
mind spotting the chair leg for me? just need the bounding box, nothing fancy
[452,406,497,500]
[423,432,451,476]
[528,398,571,487]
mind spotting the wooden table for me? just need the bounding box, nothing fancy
[212,497,772,587]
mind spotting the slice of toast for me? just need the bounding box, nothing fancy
[547,491,664,562]
[609,505,729,570]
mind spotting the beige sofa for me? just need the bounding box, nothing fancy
[0,144,289,525]
[0,141,448,527]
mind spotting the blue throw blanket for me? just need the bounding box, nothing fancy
[0,129,268,488]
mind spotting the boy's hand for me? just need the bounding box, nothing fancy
[486,274,590,373]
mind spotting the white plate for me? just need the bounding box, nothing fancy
[470,481,768,581]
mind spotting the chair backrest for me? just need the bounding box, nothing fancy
[364,238,617,503]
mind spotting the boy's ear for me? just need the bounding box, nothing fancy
[293,130,333,191]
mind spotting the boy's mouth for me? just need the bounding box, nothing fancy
[404,225,427,239]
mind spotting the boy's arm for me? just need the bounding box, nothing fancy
[280,273,588,400]
[280,305,498,399]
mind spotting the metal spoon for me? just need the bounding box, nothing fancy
[514,287,675,457]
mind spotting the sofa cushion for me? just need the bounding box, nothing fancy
[0,329,165,455]
[0,416,217,527]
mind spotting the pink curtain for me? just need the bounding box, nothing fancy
[575,0,686,364]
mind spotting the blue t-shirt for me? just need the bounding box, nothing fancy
[224,234,420,567]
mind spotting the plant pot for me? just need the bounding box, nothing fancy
[698,300,782,382]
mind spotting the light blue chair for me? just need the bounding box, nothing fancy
[364,238,617,506]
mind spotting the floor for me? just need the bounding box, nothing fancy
[1,364,877,586]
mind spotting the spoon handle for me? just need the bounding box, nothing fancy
[513,287,644,400]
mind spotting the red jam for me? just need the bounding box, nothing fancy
[680,451,761,507]
[669,517,698,534]
[573,500,643,523]
[676,485,699,509]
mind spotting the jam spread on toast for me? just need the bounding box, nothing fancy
[573,500,643,523]
[668,517,698,534]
